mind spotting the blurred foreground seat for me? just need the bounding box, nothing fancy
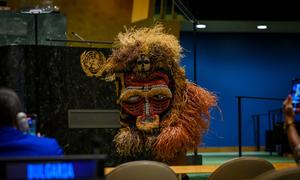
[253,166,300,180]
[106,160,178,180]
[208,157,275,180]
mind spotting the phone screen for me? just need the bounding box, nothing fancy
[27,115,37,136]
[291,79,300,112]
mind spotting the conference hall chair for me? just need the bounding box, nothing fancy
[253,166,300,180]
[106,160,178,180]
[208,157,275,180]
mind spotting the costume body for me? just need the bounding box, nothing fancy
[293,144,300,165]
[0,126,63,156]
[100,25,216,164]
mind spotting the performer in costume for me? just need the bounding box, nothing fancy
[100,24,217,164]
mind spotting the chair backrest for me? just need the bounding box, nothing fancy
[106,160,178,180]
[253,167,300,180]
[208,157,275,180]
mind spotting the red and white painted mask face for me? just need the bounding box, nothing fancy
[119,72,172,132]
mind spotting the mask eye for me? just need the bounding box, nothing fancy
[144,59,150,64]
[152,94,167,101]
[126,96,142,103]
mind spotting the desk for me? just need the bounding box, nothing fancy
[104,162,297,175]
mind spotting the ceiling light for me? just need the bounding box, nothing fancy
[196,24,207,29]
[257,25,268,30]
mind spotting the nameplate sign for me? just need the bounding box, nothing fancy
[68,109,120,128]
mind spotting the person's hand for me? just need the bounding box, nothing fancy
[37,132,44,137]
[283,95,295,125]
[16,112,29,132]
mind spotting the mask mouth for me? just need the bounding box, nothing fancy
[136,115,160,132]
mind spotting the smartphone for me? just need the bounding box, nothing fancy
[27,114,38,136]
[291,79,300,112]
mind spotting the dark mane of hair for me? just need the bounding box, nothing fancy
[0,88,21,126]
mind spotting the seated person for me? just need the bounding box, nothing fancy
[0,88,63,156]
[283,95,300,165]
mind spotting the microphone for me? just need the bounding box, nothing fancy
[71,32,91,46]
[71,32,85,41]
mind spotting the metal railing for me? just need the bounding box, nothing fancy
[237,96,284,157]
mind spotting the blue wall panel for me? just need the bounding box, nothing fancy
[180,32,300,147]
